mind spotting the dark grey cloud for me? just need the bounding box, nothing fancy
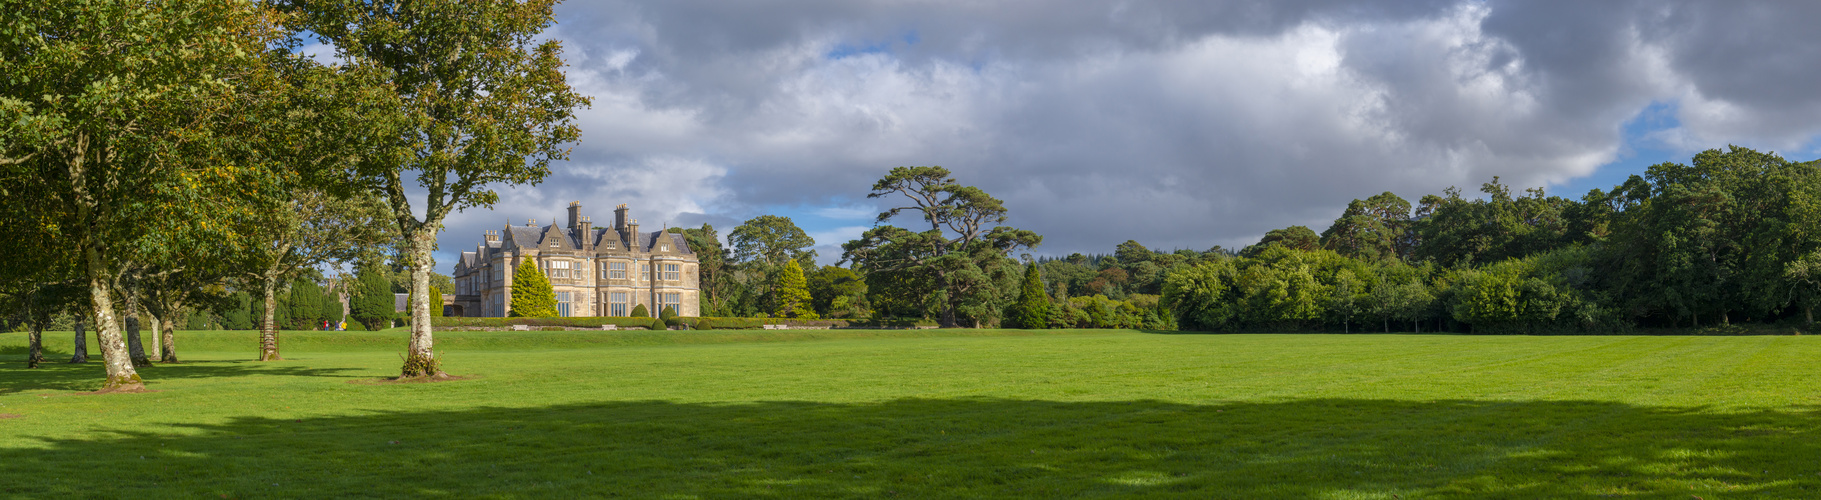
[430,0,1821,267]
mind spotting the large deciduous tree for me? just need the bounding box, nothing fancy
[0,0,286,390]
[239,189,388,361]
[285,0,588,379]
[842,167,1041,328]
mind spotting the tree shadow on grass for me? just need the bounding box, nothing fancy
[0,398,1815,498]
[0,359,367,395]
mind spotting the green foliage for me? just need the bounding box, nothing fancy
[217,293,252,331]
[659,306,678,320]
[350,260,396,331]
[843,166,1041,327]
[774,260,818,319]
[428,285,444,318]
[630,304,650,318]
[1240,226,1320,258]
[290,278,324,330]
[320,290,344,326]
[730,215,818,267]
[509,259,557,318]
[806,266,869,318]
[1005,264,1052,329]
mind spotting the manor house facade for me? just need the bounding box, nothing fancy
[449,202,700,318]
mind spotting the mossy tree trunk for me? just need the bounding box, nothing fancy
[85,266,142,391]
[160,316,179,363]
[125,294,151,368]
[70,320,88,363]
[27,325,44,368]
[259,276,281,361]
[401,234,446,379]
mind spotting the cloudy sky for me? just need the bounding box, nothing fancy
[421,0,1821,269]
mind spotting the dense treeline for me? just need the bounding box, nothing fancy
[1,0,584,387]
[1163,146,1821,333]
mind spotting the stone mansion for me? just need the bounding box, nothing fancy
[449,202,700,318]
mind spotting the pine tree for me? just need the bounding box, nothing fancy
[351,261,396,330]
[509,258,557,317]
[320,289,344,327]
[428,285,444,317]
[1007,264,1052,329]
[290,278,323,329]
[774,260,819,319]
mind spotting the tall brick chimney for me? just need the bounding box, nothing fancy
[614,203,629,231]
[567,201,581,229]
[577,216,592,250]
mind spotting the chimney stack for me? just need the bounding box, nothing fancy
[577,216,593,249]
[627,218,641,250]
[485,230,499,242]
[614,203,629,231]
[567,201,582,229]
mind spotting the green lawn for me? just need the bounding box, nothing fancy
[1,329,1818,498]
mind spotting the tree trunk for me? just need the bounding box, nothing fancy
[1805,306,1813,326]
[1720,309,1730,326]
[401,232,447,379]
[126,313,150,367]
[259,277,281,361]
[146,314,161,360]
[87,271,144,391]
[70,320,88,363]
[125,294,151,367]
[27,324,44,368]
[160,314,179,363]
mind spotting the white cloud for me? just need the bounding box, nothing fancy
[426,0,1821,268]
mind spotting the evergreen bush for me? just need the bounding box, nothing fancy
[508,259,557,317]
[630,304,649,318]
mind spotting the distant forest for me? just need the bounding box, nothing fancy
[1124,145,1821,333]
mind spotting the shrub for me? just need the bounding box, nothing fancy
[660,306,678,320]
[630,304,649,318]
[696,319,714,330]
[509,259,557,317]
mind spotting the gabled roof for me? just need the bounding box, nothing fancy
[505,226,542,247]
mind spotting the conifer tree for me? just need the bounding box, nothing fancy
[1007,264,1052,329]
[350,261,395,330]
[509,259,557,317]
[290,276,323,330]
[321,289,344,328]
[428,286,444,318]
[775,260,819,319]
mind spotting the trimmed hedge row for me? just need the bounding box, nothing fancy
[431,316,940,330]
[431,316,667,330]
[664,317,853,330]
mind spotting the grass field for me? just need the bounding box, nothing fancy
[2,329,1819,498]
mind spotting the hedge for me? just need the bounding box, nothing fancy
[432,317,667,330]
[432,316,937,330]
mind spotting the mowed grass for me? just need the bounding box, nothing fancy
[2,329,1819,498]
